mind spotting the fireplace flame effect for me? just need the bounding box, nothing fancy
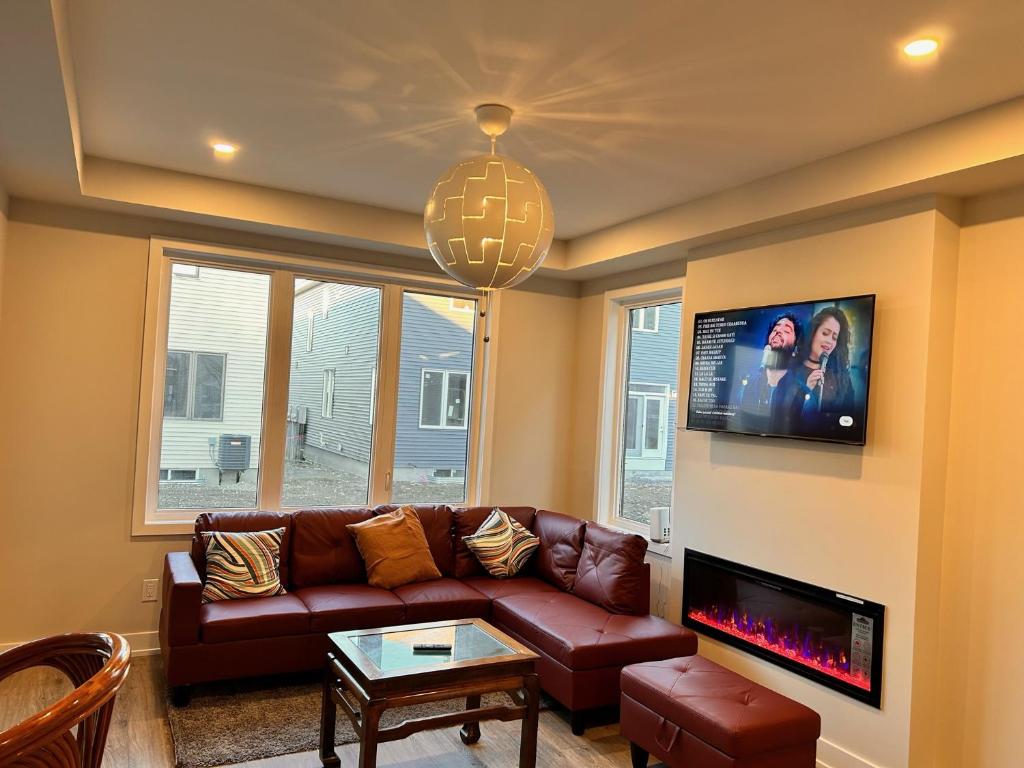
[688,607,871,691]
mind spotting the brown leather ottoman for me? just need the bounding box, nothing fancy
[620,656,820,768]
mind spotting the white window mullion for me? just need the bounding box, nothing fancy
[256,269,295,511]
[368,283,402,505]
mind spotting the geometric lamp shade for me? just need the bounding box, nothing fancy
[424,153,554,291]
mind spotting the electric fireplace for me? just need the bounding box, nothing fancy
[682,550,884,707]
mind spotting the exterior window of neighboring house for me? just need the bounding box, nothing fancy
[596,282,682,539]
[163,351,226,420]
[171,263,199,278]
[631,305,660,332]
[134,247,485,534]
[159,469,197,482]
[419,369,469,429]
[322,369,336,418]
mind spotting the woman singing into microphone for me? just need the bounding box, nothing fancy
[769,306,855,437]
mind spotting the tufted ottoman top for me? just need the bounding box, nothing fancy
[620,656,821,758]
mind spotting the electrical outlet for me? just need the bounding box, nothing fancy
[142,578,159,603]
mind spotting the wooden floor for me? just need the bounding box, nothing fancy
[0,654,640,767]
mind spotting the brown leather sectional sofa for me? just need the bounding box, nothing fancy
[159,504,697,733]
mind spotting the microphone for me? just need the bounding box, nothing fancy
[817,351,829,412]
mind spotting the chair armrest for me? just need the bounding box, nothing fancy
[160,552,203,647]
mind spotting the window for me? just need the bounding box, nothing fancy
[133,242,487,533]
[419,370,470,429]
[159,469,197,482]
[392,292,477,504]
[631,305,660,332]
[450,297,475,312]
[163,351,226,420]
[322,369,336,418]
[595,281,683,535]
[171,263,199,277]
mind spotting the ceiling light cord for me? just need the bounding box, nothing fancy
[479,289,492,343]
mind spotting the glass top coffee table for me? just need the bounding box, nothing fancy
[319,618,540,768]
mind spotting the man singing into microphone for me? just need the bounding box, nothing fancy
[737,313,802,433]
[770,306,856,437]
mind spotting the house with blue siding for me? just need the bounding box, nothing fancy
[624,302,681,475]
[288,285,475,483]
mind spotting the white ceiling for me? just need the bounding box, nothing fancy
[64,0,1024,238]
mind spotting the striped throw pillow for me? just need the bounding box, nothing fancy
[462,508,540,579]
[201,528,287,603]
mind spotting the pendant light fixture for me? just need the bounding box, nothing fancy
[424,104,554,294]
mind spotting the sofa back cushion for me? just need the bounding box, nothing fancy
[532,509,586,590]
[452,506,536,578]
[290,507,374,588]
[192,510,294,586]
[374,505,454,577]
[572,522,649,615]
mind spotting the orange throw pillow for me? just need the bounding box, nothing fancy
[346,507,442,589]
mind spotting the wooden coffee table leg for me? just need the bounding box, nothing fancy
[459,694,482,745]
[319,671,341,767]
[358,700,385,768]
[519,673,540,768]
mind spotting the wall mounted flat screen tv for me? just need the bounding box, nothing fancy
[686,294,875,445]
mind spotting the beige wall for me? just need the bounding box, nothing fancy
[935,188,1024,768]
[668,201,955,768]
[0,202,575,646]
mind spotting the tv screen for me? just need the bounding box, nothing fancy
[686,294,875,445]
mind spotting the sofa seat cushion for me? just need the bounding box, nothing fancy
[492,593,697,671]
[296,585,406,633]
[200,594,310,644]
[392,578,491,622]
[620,656,821,758]
[461,576,559,601]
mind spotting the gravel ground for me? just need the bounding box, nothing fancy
[157,460,470,510]
[157,460,673,524]
[620,473,673,525]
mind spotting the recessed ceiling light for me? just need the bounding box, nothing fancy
[904,38,939,57]
[211,142,237,157]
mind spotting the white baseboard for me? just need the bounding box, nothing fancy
[1,630,160,658]
[817,737,886,768]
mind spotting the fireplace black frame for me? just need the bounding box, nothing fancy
[682,549,885,708]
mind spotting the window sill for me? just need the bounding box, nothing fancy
[601,521,672,559]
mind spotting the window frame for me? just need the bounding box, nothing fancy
[594,279,683,543]
[418,368,471,430]
[132,238,494,535]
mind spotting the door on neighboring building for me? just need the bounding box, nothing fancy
[624,383,669,470]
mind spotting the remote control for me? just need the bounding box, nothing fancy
[412,643,453,653]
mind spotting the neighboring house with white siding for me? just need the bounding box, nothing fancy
[160,264,269,483]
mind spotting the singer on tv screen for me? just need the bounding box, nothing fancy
[686,295,875,445]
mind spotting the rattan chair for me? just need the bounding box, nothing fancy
[0,632,130,766]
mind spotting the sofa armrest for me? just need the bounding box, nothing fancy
[160,552,203,647]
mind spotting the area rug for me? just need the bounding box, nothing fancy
[166,672,543,768]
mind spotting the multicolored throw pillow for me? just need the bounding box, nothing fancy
[463,508,540,578]
[201,528,287,603]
